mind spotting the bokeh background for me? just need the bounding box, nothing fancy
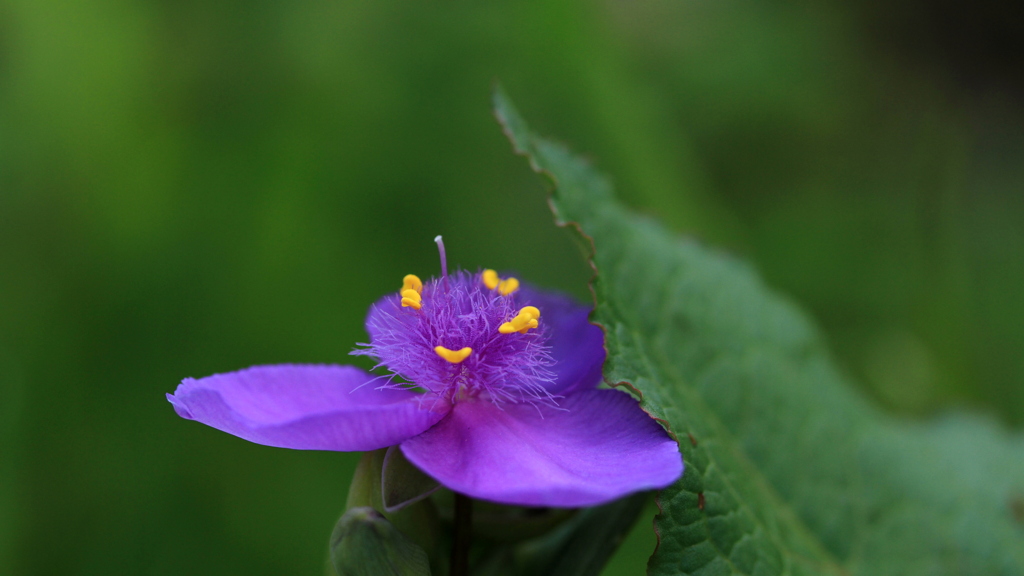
[2,0,1022,574]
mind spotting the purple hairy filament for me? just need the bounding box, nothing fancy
[354,270,558,408]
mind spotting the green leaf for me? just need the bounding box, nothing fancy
[494,87,1024,576]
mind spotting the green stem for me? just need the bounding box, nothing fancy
[450,493,472,576]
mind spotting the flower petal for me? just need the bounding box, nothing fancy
[168,364,448,451]
[399,389,682,507]
[519,286,606,395]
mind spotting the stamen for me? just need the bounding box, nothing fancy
[402,274,423,294]
[400,289,422,310]
[499,306,541,334]
[498,277,519,295]
[482,269,499,290]
[435,345,472,364]
[482,269,519,295]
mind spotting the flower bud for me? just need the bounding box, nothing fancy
[344,449,442,571]
[382,446,440,513]
[329,507,430,576]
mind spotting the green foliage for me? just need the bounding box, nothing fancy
[521,493,649,576]
[381,447,441,513]
[330,507,431,576]
[345,448,646,576]
[345,450,441,570]
[496,88,1024,576]
[472,493,649,576]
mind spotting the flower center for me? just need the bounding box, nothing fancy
[353,237,557,407]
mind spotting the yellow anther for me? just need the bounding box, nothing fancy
[401,289,422,310]
[482,269,519,295]
[402,274,423,294]
[482,269,499,290]
[498,277,519,296]
[499,306,541,334]
[434,345,472,364]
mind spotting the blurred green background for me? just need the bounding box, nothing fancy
[2,0,1022,574]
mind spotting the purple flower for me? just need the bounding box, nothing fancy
[167,239,682,508]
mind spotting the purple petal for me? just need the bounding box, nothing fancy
[168,364,448,451]
[399,389,682,507]
[518,286,606,395]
